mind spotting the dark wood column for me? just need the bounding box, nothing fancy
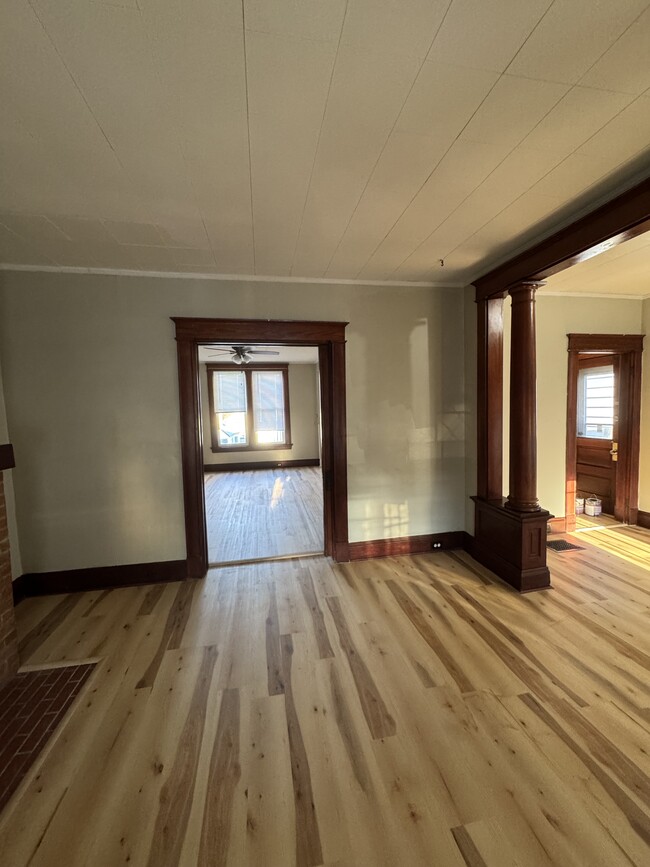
[505,282,542,512]
[476,294,505,500]
[470,283,551,593]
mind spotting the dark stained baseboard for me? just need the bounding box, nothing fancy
[638,510,650,530]
[204,458,320,473]
[13,559,187,602]
[11,575,27,606]
[348,531,464,561]
[0,443,15,471]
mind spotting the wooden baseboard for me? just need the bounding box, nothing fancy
[547,516,567,534]
[13,559,187,602]
[204,458,320,473]
[0,443,15,471]
[638,510,650,530]
[347,531,464,561]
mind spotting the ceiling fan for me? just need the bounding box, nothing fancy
[204,344,280,365]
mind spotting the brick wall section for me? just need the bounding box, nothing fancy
[0,473,19,686]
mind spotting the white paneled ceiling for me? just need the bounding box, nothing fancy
[1,0,650,283]
[541,230,650,297]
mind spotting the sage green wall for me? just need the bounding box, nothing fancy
[201,362,320,466]
[0,271,466,574]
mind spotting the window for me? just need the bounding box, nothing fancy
[577,365,615,439]
[207,365,291,451]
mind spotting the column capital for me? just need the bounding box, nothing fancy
[508,280,545,298]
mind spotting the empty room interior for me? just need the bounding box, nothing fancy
[1,2,650,865]
[200,342,324,564]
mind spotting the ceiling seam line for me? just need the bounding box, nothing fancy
[501,0,557,77]
[392,82,640,279]
[350,1,558,280]
[288,0,350,277]
[241,0,257,274]
[25,0,171,259]
[461,161,650,284]
[25,0,138,192]
[350,74,505,280]
[437,117,650,276]
[320,0,455,277]
[137,4,219,269]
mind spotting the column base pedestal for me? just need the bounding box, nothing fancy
[469,497,552,592]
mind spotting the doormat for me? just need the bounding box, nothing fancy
[0,662,96,813]
[547,539,585,552]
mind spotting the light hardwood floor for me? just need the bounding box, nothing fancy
[2,528,650,866]
[575,513,622,530]
[205,467,323,564]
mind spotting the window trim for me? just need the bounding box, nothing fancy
[206,363,292,452]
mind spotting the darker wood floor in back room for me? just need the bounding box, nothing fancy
[204,466,324,563]
[0,524,649,865]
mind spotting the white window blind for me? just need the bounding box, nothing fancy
[252,370,285,445]
[213,370,248,446]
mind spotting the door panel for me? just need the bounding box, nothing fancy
[576,437,615,514]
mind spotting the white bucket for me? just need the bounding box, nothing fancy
[585,497,602,517]
[575,498,585,515]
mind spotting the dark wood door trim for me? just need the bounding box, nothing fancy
[172,317,349,577]
[474,177,650,300]
[565,333,644,530]
[567,333,644,354]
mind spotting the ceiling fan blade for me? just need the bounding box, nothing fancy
[249,350,280,355]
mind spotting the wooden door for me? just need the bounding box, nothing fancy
[575,356,618,515]
[565,335,644,531]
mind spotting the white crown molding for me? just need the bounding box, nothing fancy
[538,289,649,300]
[0,263,463,289]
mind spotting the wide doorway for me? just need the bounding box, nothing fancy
[199,343,324,565]
[173,317,349,579]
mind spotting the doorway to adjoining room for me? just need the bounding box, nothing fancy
[565,333,643,534]
[198,343,324,565]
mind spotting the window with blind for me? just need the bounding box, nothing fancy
[577,365,615,439]
[207,365,291,451]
